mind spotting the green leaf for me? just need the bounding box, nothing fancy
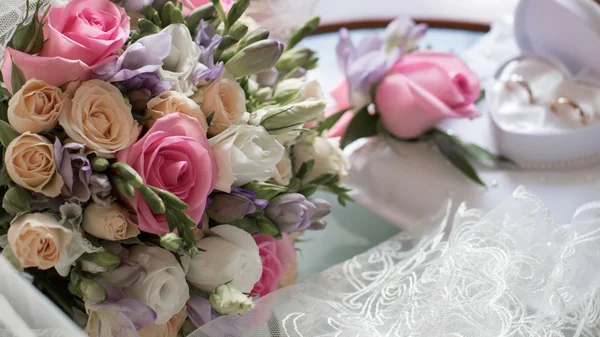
[164,209,177,233]
[0,86,10,98]
[256,216,278,236]
[0,167,11,187]
[186,4,217,35]
[298,184,318,198]
[432,133,486,186]
[226,0,249,27]
[0,120,19,147]
[462,143,515,167]
[294,160,314,181]
[475,89,486,104]
[340,107,379,149]
[0,100,8,123]
[307,173,338,186]
[10,59,26,93]
[316,107,350,134]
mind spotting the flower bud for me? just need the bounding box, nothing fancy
[143,5,162,26]
[257,100,327,135]
[10,3,46,55]
[254,87,272,102]
[79,278,107,304]
[286,16,320,50]
[151,186,189,211]
[187,4,217,34]
[226,40,284,78]
[81,252,121,269]
[90,157,110,172]
[276,48,318,72]
[209,283,254,315]
[140,185,166,214]
[310,219,327,230]
[230,22,248,41]
[309,198,331,230]
[207,193,256,224]
[236,28,270,51]
[265,193,317,233]
[138,18,161,33]
[160,1,177,26]
[160,233,183,252]
[243,181,288,201]
[111,176,136,199]
[111,162,144,188]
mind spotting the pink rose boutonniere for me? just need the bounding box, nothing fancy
[322,17,511,186]
[1,0,130,91]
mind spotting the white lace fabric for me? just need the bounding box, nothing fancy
[193,187,600,337]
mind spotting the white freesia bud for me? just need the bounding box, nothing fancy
[254,100,326,135]
[209,125,284,192]
[273,78,324,104]
[124,245,189,325]
[209,283,254,315]
[292,136,350,182]
[186,225,261,293]
[159,24,202,96]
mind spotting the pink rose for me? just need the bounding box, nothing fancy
[251,234,291,297]
[181,0,234,16]
[117,114,217,235]
[375,51,481,139]
[1,0,129,91]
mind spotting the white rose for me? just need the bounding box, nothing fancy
[196,70,247,136]
[209,125,285,193]
[274,78,324,103]
[293,136,350,182]
[273,150,293,185]
[186,225,261,293]
[209,283,254,315]
[124,245,189,325]
[159,24,201,96]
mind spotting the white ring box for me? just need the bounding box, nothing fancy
[486,0,600,168]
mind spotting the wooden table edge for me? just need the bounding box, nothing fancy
[315,18,491,34]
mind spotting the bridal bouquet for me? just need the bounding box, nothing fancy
[0,0,349,335]
[325,17,511,185]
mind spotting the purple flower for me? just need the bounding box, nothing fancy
[54,140,92,203]
[384,17,428,53]
[191,20,224,85]
[336,29,402,109]
[207,188,268,224]
[90,173,112,206]
[85,286,157,337]
[186,296,220,328]
[93,33,173,96]
[308,198,331,230]
[265,193,317,233]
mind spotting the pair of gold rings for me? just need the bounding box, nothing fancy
[504,74,591,125]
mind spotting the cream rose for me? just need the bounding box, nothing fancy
[292,136,350,182]
[197,71,246,136]
[124,245,190,325]
[82,203,140,241]
[186,225,261,293]
[4,132,64,197]
[8,213,72,270]
[59,80,139,158]
[7,79,65,133]
[145,91,208,131]
[138,308,187,337]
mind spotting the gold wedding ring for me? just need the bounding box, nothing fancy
[550,97,590,125]
[504,74,535,103]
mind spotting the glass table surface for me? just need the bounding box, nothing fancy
[295,27,485,280]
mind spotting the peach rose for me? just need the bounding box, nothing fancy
[196,71,246,136]
[138,308,187,337]
[4,133,64,197]
[8,213,72,270]
[7,79,65,133]
[82,203,140,241]
[145,91,208,131]
[59,80,139,158]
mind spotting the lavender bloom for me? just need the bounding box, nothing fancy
[93,33,173,96]
[265,193,317,233]
[187,296,220,328]
[85,286,156,336]
[54,140,92,203]
[336,29,402,109]
[308,198,332,230]
[191,20,224,86]
[207,188,268,224]
[90,173,112,206]
[384,16,428,53]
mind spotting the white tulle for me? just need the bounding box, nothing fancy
[192,186,600,337]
